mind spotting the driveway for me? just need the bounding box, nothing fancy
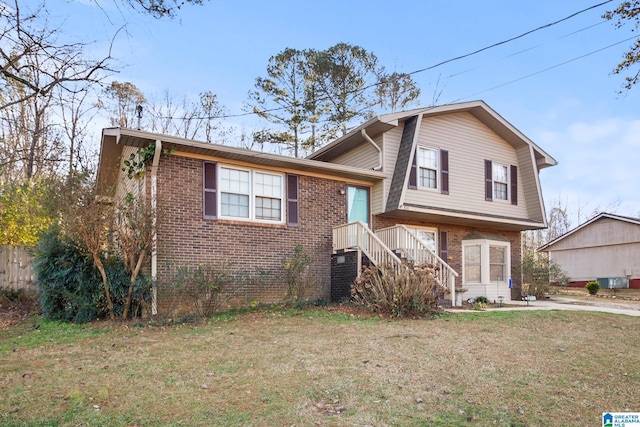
[450,296,640,317]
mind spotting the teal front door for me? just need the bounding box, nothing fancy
[347,186,369,227]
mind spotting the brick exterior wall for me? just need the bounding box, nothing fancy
[371,216,523,299]
[330,251,371,302]
[152,155,349,315]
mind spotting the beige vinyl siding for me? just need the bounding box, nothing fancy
[115,145,146,203]
[549,218,640,251]
[329,134,381,169]
[550,243,640,282]
[548,217,640,281]
[313,134,385,216]
[403,112,530,219]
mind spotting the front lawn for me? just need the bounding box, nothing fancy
[0,308,636,426]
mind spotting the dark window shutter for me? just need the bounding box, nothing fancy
[287,174,299,226]
[439,230,448,261]
[484,159,493,201]
[440,149,449,195]
[510,165,518,205]
[203,161,217,218]
[408,148,417,189]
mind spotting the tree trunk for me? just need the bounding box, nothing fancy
[93,253,114,320]
[122,250,146,318]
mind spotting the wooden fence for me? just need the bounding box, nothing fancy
[0,245,36,295]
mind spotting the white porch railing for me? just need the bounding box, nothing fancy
[375,225,459,294]
[332,222,403,274]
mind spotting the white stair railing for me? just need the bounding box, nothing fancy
[376,225,459,294]
[332,222,403,273]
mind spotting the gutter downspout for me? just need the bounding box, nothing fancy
[361,129,382,171]
[150,140,162,316]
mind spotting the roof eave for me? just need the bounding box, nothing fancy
[103,127,387,183]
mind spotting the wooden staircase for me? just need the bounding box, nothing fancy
[332,222,460,305]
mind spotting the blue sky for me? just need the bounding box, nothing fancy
[51,0,640,223]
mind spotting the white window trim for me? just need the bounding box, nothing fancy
[492,162,509,202]
[417,146,440,192]
[406,225,438,253]
[218,164,285,224]
[462,239,510,285]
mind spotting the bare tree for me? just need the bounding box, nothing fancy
[64,181,116,319]
[101,81,147,129]
[103,0,208,18]
[376,71,421,112]
[58,84,100,179]
[114,193,155,319]
[0,79,66,182]
[145,89,228,142]
[604,1,640,91]
[0,1,113,111]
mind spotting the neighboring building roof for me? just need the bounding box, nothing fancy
[96,127,387,195]
[538,212,640,252]
[308,100,558,170]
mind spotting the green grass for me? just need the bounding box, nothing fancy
[1,308,638,426]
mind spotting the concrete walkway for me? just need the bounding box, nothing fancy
[448,296,640,317]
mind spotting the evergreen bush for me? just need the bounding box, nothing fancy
[585,280,600,295]
[34,227,149,323]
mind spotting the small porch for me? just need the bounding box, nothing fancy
[331,222,460,306]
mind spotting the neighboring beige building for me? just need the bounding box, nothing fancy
[538,212,640,289]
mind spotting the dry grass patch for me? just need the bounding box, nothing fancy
[1,308,638,426]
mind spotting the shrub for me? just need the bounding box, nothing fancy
[585,280,600,295]
[282,245,316,306]
[522,253,570,298]
[0,287,32,303]
[169,261,233,317]
[34,227,149,323]
[351,262,444,317]
[473,295,490,304]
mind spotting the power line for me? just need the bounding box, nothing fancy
[447,21,608,79]
[154,0,616,122]
[451,35,638,102]
[405,0,613,78]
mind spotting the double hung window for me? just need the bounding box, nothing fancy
[484,160,517,205]
[205,162,286,224]
[492,163,508,201]
[417,147,438,190]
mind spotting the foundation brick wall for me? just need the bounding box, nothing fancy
[372,216,523,299]
[153,154,348,315]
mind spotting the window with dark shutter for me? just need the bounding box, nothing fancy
[203,161,217,219]
[287,174,299,226]
[510,165,518,205]
[484,159,493,201]
[439,230,448,261]
[441,150,449,195]
[408,148,417,189]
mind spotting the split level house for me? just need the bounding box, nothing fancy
[538,212,640,289]
[96,100,557,315]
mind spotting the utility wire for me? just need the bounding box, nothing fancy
[155,0,616,121]
[450,35,638,102]
[447,21,608,79]
[405,0,613,78]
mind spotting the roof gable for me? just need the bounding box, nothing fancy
[309,100,557,170]
[538,212,640,251]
